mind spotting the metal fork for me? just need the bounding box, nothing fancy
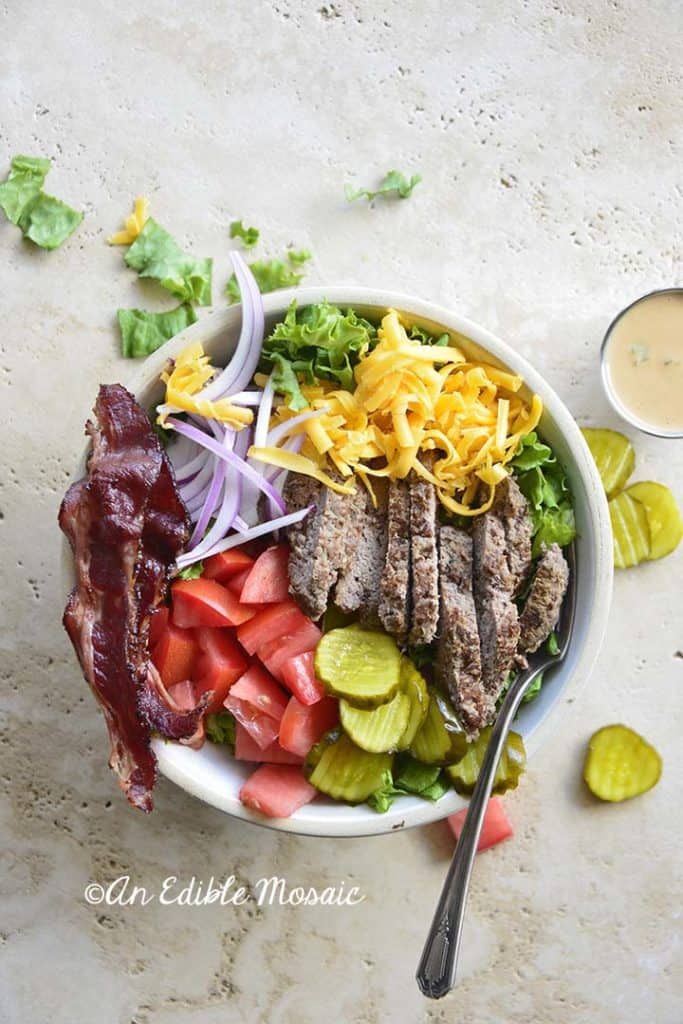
[416,545,577,999]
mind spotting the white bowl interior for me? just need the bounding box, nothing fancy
[63,287,613,836]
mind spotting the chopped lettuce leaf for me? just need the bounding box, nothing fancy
[262,300,377,409]
[531,505,577,557]
[546,631,560,656]
[177,561,204,580]
[511,432,576,556]
[125,218,213,305]
[408,323,450,347]
[0,155,50,223]
[226,249,311,303]
[367,756,448,813]
[345,169,422,203]
[229,219,259,248]
[205,711,236,748]
[117,303,197,358]
[498,670,544,708]
[0,154,82,248]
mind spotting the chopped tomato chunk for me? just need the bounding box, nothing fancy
[192,627,248,712]
[152,625,198,687]
[258,619,322,681]
[447,798,513,852]
[203,548,254,582]
[172,578,257,629]
[239,765,317,818]
[229,665,289,721]
[240,545,290,604]
[234,723,304,764]
[280,651,326,705]
[278,696,339,758]
[236,600,309,655]
[223,697,280,749]
[166,680,196,711]
[226,566,252,598]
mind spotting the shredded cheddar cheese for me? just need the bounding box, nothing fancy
[253,310,542,515]
[108,196,150,246]
[157,342,253,428]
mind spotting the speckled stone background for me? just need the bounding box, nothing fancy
[1,1,682,1022]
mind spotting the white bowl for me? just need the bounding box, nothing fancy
[62,287,613,836]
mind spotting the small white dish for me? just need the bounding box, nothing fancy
[62,286,613,836]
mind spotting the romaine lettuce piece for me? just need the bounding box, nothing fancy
[117,303,197,358]
[125,219,212,305]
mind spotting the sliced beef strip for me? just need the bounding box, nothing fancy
[408,470,439,645]
[334,480,388,626]
[518,543,569,653]
[491,475,533,595]
[435,527,488,736]
[378,480,411,640]
[472,511,520,703]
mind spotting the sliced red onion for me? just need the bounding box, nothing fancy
[189,429,234,548]
[253,374,274,449]
[264,433,306,484]
[182,506,314,563]
[168,418,286,514]
[179,456,215,504]
[229,390,263,406]
[266,407,328,447]
[174,447,211,485]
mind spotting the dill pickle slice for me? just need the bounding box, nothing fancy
[340,691,411,753]
[410,692,468,765]
[624,481,682,561]
[396,658,430,751]
[609,491,650,568]
[305,729,393,803]
[314,625,401,708]
[445,728,526,795]
[583,724,662,802]
[581,427,635,498]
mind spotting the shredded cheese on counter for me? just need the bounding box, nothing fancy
[252,310,542,515]
[108,196,150,246]
[157,342,253,428]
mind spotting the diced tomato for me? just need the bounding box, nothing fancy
[192,628,248,712]
[223,697,280,749]
[172,578,257,629]
[258,620,322,681]
[239,765,317,818]
[152,625,198,687]
[149,605,170,649]
[203,548,254,583]
[280,650,326,705]
[166,680,196,711]
[234,723,304,764]
[447,798,513,852]
[226,566,252,598]
[236,599,309,656]
[239,545,290,604]
[278,696,339,759]
[229,665,289,721]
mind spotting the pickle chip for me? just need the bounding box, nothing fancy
[583,724,662,802]
[305,730,392,803]
[446,728,527,796]
[340,690,411,753]
[624,481,682,561]
[396,658,430,751]
[410,692,468,766]
[609,491,650,568]
[314,625,401,708]
[581,427,636,498]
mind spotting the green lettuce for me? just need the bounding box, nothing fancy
[205,711,236,749]
[229,219,259,248]
[261,300,377,410]
[367,755,449,813]
[117,303,197,358]
[0,154,82,248]
[226,249,311,304]
[176,561,204,581]
[511,432,576,557]
[345,169,421,203]
[125,218,213,305]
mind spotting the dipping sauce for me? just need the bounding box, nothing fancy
[602,290,683,436]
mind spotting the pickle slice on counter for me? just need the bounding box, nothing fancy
[410,692,469,765]
[314,625,401,708]
[609,491,650,568]
[445,727,527,795]
[396,658,430,751]
[624,481,683,560]
[583,724,662,802]
[340,690,411,753]
[305,729,393,803]
[581,427,635,498]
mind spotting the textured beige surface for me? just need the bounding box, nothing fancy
[1,1,682,1022]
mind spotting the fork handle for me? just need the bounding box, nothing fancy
[416,668,543,999]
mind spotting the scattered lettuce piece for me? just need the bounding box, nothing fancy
[117,303,197,358]
[0,154,82,248]
[205,711,236,749]
[229,219,259,248]
[125,218,213,305]
[261,300,377,410]
[225,249,311,304]
[367,756,448,813]
[511,432,576,557]
[345,169,422,203]
[177,561,204,581]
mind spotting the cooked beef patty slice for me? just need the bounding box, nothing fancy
[284,474,350,620]
[334,481,388,626]
[472,511,520,700]
[379,480,411,640]
[491,475,533,595]
[408,472,439,645]
[518,542,569,653]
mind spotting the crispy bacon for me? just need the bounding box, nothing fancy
[60,384,208,811]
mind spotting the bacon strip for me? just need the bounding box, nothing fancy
[60,384,206,811]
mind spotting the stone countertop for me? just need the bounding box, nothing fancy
[1,2,681,1022]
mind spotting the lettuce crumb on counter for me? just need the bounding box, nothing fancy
[345,169,422,203]
[117,304,197,358]
[229,219,259,248]
[225,249,312,304]
[125,218,213,306]
[0,154,83,249]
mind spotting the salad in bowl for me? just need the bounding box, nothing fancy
[60,257,612,835]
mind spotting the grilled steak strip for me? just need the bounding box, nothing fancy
[408,470,439,645]
[334,480,388,626]
[472,510,520,708]
[491,476,533,595]
[518,543,569,653]
[435,527,486,735]
[379,480,411,640]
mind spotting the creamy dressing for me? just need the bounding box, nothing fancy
[603,291,683,434]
